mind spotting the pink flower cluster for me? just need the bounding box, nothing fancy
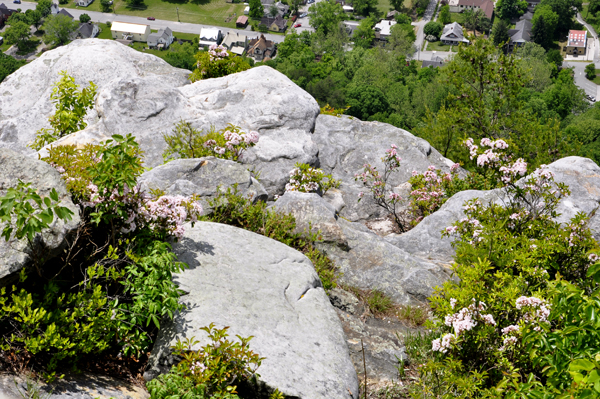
[499,296,551,351]
[499,158,527,184]
[410,165,458,216]
[203,128,259,160]
[208,44,229,61]
[83,183,202,239]
[433,299,496,353]
[385,144,402,168]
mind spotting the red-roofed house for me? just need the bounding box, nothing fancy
[236,15,248,28]
[567,30,587,55]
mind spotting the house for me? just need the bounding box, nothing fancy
[440,22,470,45]
[58,8,74,19]
[566,30,587,56]
[199,28,222,48]
[260,15,287,32]
[374,19,396,40]
[248,34,275,61]
[507,18,532,52]
[75,0,93,7]
[50,2,59,14]
[386,10,399,20]
[260,0,274,6]
[236,15,248,28]
[0,3,16,29]
[221,31,248,56]
[147,27,173,49]
[448,0,494,20]
[422,56,445,68]
[111,21,151,42]
[72,21,99,39]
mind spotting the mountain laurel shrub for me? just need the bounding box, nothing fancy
[163,121,259,163]
[29,71,97,151]
[284,163,340,194]
[189,45,251,82]
[410,138,600,398]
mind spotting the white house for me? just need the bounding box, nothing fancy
[147,27,174,49]
[111,21,151,42]
[199,28,222,48]
[75,0,93,7]
[221,31,248,55]
[374,19,396,40]
[50,3,59,14]
[440,22,470,45]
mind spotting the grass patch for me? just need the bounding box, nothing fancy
[397,304,429,326]
[582,5,600,33]
[591,69,600,85]
[97,23,113,39]
[426,40,456,52]
[130,41,171,60]
[63,0,245,28]
[449,11,464,24]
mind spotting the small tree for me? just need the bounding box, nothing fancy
[249,0,264,19]
[438,5,451,24]
[353,17,375,49]
[585,63,596,80]
[42,14,79,46]
[268,4,279,17]
[79,13,91,23]
[100,0,112,12]
[4,21,32,51]
[25,9,42,30]
[394,12,411,24]
[36,0,53,17]
[390,0,404,11]
[424,21,443,37]
[492,19,509,48]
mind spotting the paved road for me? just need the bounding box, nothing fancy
[564,60,600,99]
[13,0,286,42]
[411,0,442,61]
[577,11,600,63]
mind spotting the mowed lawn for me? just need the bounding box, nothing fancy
[63,0,245,28]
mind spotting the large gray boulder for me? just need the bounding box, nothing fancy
[312,115,459,222]
[138,157,268,211]
[0,40,320,197]
[269,191,348,247]
[0,148,80,281]
[147,222,359,399]
[323,219,451,304]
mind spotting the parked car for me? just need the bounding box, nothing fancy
[0,37,3,45]
[299,12,307,17]
[147,16,155,20]
[12,0,21,4]
[293,22,301,27]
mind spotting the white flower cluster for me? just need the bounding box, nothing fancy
[285,165,324,193]
[433,299,496,353]
[501,296,551,351]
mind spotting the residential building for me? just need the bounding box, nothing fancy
[72,21,99,39]
[199,28,223,48]
[507,18,532,52]
[248,34,275,61]
[111,21,151,42]
[221,31,248,56]
[275,1,289,15]
[448,0,494,20]
[75,0,93,7]
[422,56,445,68]
[374,19,396,40]
[236,15,248,28]
[147,27,173,49]
[260,15,287,32]
[440,22,470,45]
[566,29,587,55]
[50,2,59,14]
[386,10,399,20]
[58,8,74,19]
[0,3,16,29]
[261,0,274,6]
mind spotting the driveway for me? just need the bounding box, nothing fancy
[15,0,285,43]
[577,11,600,63]
[564,60,600,99]
[412,0,440,60]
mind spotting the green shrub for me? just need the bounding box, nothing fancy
[203,186,339,290]
[189,46,251,82]
[284,163,341,194]
[29,71,97,151]
[163,121,259,163]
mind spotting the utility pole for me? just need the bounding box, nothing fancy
[177,6,180,22]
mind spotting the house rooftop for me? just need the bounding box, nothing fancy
[76,21,97,38]
[441,22,470,43]
[568,30,587,47]
[200,28,220,40]
[374,19,396,36]
[456,0,493,19]
[58,8,74,19]
[111,21,149,34]
[422,56,445,68]
[236,15,248,24]
[508,18,532,43]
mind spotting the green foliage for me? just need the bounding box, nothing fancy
[308,0,345,35]
[397,304,429,326]
[390,0,404,11]
[189,48,251,82]
[100,0,112,12]
[4,21,32,51]
[29,71,97,151]
[423,21,442,37]
[25,9,42,29]
[164,42,198,71]
[416,37,578,169]
[353,17,376,49]
[42,14,79,46]
[531,5,559,49]
[0,181,73,244]
[394,12,412,24]
[163,121,259,163]
[204,187,339,290]
[249,0,264,19]
[352,0,378,17]
[285,163,341,194]
[438,5,451,24]
[539,0,581,34]
[496,0,528,20]
[79,13,91,23]
[366,289,394,314]
[0,52,26,83]
[346,85,390,120]
[491,19,509,48]
[320,104,350,116]
[36,0,53,17]
[586,63,597,80]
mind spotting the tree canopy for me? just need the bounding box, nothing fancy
[308,0,345,35]
[42,14,79,46]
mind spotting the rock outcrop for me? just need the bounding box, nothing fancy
[0,148,80,281]
[138,157,268,211]
[147,222,359,399]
